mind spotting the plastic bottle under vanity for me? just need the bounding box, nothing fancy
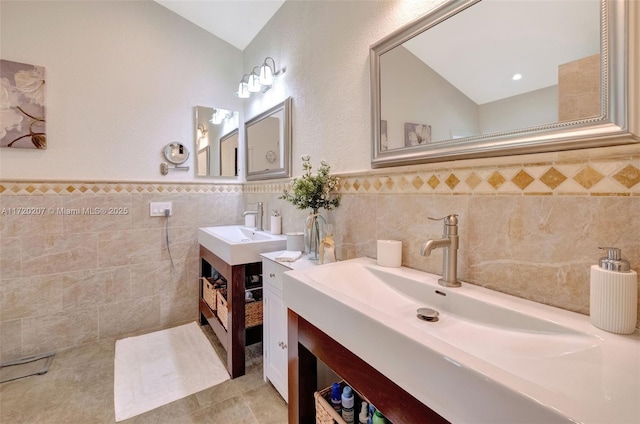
[358,401,369,424]
[330,382,342,414]
[590,247,638,334]
[372,410,389,424]
[341,386,355,423]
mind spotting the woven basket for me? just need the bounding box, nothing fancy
[314,382,367,424]
[216,289,263,331]
[315,384,346,424]
[202,277,218,311]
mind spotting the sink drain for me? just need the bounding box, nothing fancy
[417,307,439,322]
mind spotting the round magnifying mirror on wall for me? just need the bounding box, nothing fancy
[163,142,189,164]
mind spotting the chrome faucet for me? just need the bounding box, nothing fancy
[421,214,461,287]
[242,202,264,231]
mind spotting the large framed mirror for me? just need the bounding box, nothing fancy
[245,97,292,181]
[195,106,239,178]
[371,0,637,168]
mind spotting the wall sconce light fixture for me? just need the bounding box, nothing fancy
[236,57,285,98]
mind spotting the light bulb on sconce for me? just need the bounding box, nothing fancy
[259,57,276,86]
[237,74,250,98]
[247,67,262,93]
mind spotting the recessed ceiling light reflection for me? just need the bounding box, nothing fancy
[512,73,522,81]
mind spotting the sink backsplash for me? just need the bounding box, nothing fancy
[245,146,640,323]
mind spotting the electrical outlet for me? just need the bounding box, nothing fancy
[150,201,172,217]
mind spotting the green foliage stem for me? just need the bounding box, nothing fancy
[280,155,341,211]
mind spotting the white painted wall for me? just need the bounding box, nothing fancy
[241,0,444,175]
[0,0,242,182]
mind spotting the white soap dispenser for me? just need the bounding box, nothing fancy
[590,247,638,334]
[270,210,281,235]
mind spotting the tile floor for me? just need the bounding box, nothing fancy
[0,323,288,424]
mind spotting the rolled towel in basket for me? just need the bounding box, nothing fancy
[275,250,302,262]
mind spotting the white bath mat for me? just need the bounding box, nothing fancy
[114,322,229,422]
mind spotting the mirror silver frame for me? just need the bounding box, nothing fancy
[370,0,637,168]
[245,97,292,181]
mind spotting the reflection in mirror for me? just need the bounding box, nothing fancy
[196,146,209,176]
[220,129,239,177]
[371,0,636,167]
[195,106,239,177]
[164,142,189,164]
[245,97,292,181]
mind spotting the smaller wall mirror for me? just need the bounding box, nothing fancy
[160,142,190,175]
[164,142,189,164]
[245,97,292,181]
[195,105,239,178]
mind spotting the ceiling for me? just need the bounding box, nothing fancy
[402,0,601,105]
[155,0,286,51]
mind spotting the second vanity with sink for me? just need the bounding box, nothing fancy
[197,225,286,378]
[284,257,640,423]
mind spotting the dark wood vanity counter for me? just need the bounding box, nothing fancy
[287,310,449,424]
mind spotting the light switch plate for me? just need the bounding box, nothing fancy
[149,201,172,217]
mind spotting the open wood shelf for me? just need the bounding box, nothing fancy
[198,245,263,378]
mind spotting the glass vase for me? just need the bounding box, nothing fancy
[304,209,326,260]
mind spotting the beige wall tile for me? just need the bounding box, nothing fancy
[98,296,161,339]
[62,195,132,234]
[0,196,63,238]
[0,319,23,362]
[0,236,21,279]
[129,259,192,300]
[21,233,98,277]
[0,275,63,321]
[160,293,198,327]
[97,228,162,268]
[160,226,199,263]
[22,307,99,353]
[61,267,131,310]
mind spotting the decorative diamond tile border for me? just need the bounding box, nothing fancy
[333,155,640,196]
[1,155,638,197]
[0,181,243,196]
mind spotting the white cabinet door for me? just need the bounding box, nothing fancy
[262,258,288,402]
[264,284,288,401]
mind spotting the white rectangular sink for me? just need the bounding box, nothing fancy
[283,257,640,424]
[198,225,286,265]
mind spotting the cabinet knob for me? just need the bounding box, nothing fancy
[281,343,287,349]
[269,273,276,278]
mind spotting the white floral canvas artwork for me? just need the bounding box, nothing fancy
[404,122,431,147]
[0,59,46,149]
